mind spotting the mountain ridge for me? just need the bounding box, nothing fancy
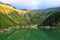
[0,3,28,15]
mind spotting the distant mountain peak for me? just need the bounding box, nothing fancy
[45,7,60,10]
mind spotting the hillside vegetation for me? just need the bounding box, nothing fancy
[0,4,29,29]
[0,3,60,29]
[0,4,27,15]
[0,3,60,40]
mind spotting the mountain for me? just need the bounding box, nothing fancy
[0,3,28,15]
[0,3,29,29]
[45,7,60,10]
[29,7,60,27]
[0,3,60,29]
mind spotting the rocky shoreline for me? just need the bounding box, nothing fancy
[0,25,57,33]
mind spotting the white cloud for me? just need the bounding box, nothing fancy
[13,0,40,10]
[0,0,13,4]
[0,0,38,9]
[25,0,39,9]
[0,0,40,9]
[0,0,60,9]
[52,0,60,3]
[45,0,60,6]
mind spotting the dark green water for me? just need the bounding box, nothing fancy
[0,29,60,40]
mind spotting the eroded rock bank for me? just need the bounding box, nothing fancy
[0,24,57,33]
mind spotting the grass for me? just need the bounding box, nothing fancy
[0,29,60,40]
[0,4,29,29]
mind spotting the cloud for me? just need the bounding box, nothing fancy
[13,0,40,10]
[0,0,60,9]
[0,0,13,4]
[25,0,39,9]
[0,0,40,9]
[44,0,60,7]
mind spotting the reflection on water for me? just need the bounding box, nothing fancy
[39,26,56,29]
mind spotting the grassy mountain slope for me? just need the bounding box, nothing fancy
[0,4,29,29]
[0,4,27,15]
[0,3,60,29]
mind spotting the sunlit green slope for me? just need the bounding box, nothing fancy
[0,4,29,29]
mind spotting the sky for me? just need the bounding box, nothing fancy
[0,0,60,10]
